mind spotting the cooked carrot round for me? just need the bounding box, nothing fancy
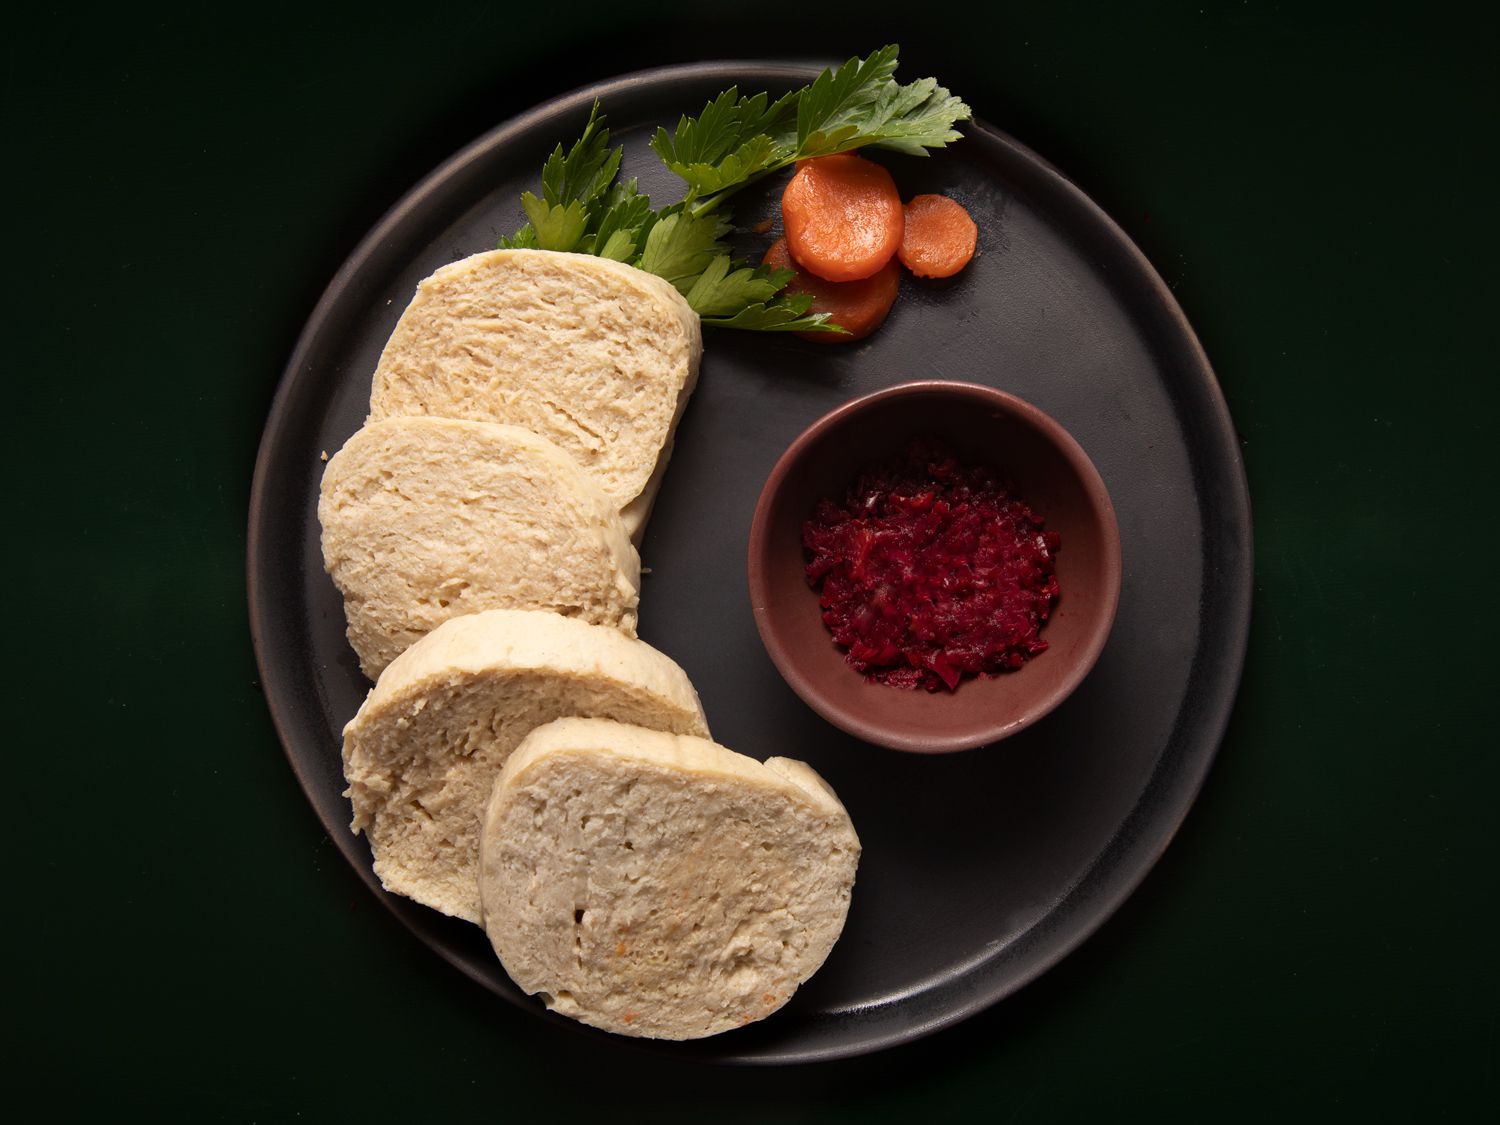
[897,194,978,278]
[781,154,905,282]
[764,237,901,344]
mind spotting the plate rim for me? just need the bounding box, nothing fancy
[247,59,1253,1064]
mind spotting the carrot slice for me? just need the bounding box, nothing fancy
[764,237,901,344]
[897,194,978,278]
[781,154,905,282]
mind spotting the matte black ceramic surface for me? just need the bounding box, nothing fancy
[247,62,1252,1063]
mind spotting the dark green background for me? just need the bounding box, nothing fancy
[10,1,1495,1118]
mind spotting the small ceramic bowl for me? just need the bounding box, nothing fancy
[747,381,1122,753]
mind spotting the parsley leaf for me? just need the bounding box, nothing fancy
[795,45,901,153]
[657,133,784,203]
[682,256,790,318]
[650,88,796,202]
[702,295,845,333]
[519,192,589,252]
[656,46,971,215]
[500,103,636,254]
[498,223,537,250]
[539,103,620,208]
[589,178,655,261]
[843,74,970,157]
[636,208,732,292]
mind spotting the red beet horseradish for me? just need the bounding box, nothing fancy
[802,440,1061,692]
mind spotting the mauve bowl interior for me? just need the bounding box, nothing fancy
[747,381,1122,754]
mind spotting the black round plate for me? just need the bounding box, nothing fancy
[248,62,1252,1064]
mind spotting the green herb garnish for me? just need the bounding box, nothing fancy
[499,46,971,331]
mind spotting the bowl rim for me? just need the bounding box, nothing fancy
[746,379,1123,753]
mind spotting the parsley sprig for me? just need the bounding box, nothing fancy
[499,47,971,332]
[653,45,970,216]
